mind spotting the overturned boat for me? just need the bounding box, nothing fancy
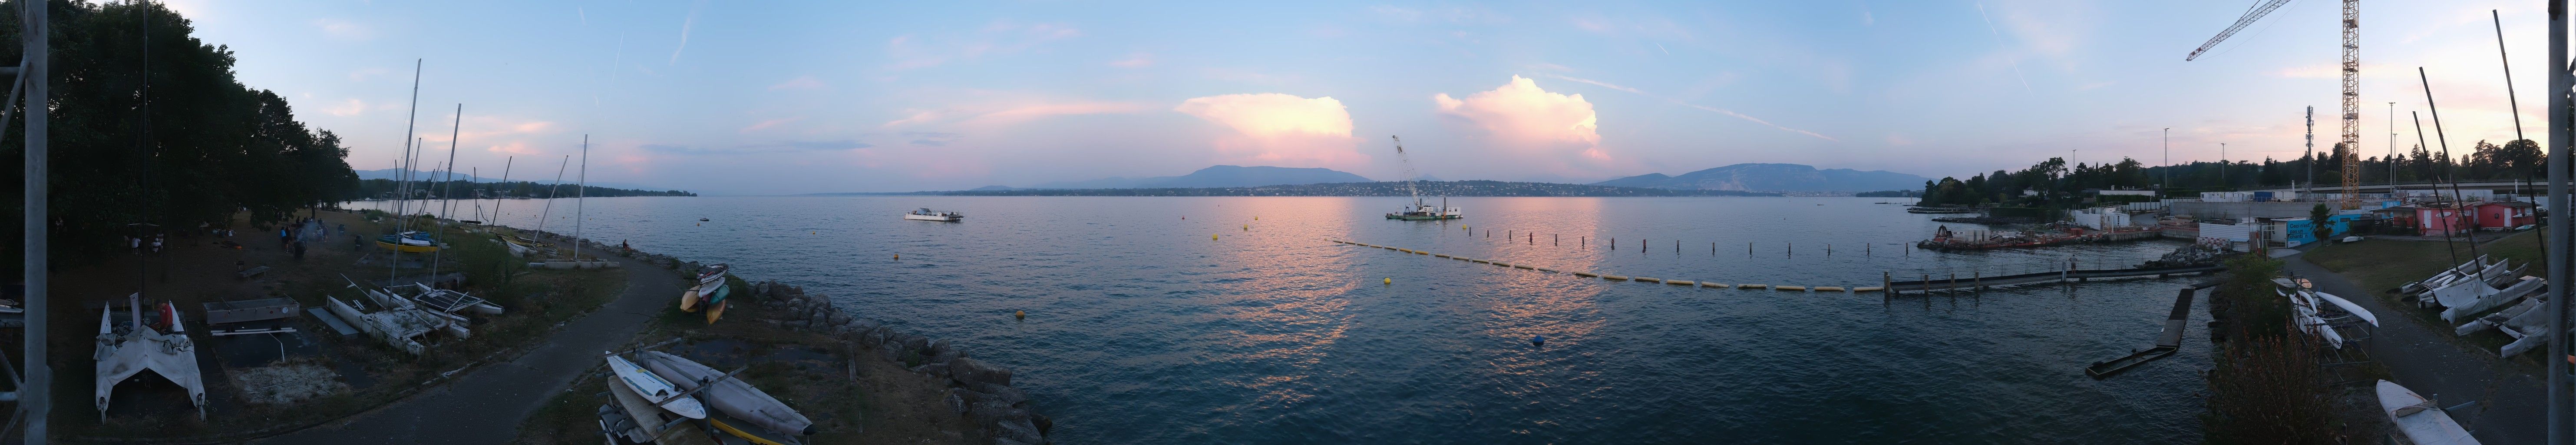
[2377,380,2480,445]
[634,350,818,439]
[94,293,206,420]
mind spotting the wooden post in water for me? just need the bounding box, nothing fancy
[1581,236,1586,248]
[1884,272,1893,297]
[1974,271,1982,289]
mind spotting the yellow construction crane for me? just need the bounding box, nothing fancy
[2189,0,2362,210]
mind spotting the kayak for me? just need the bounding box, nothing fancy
[607,354,705,419]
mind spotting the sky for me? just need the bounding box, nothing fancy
[163,0,2558,194]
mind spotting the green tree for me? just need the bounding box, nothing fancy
[0,0,357,268]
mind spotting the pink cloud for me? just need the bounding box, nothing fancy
[1175,93,1368,169]
[1434,76,1622,176]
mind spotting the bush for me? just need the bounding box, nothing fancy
[2216,256,2289,339]
[2202,335,2338,444]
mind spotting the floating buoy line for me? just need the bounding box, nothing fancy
[1327,239,1883,293]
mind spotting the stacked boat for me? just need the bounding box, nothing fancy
[2271,278,2378,349]
[597,350,817,444]
[2402,256,2556,357]
[677,264,732,324]
[323,278,499,355]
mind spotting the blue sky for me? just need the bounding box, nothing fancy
[170,0,2549,194]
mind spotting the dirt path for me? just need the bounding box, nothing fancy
[248,253,680,445]
[2280,253,2543,444]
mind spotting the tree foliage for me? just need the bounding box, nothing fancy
[1918,139,2543,208]
[0,0,357,268]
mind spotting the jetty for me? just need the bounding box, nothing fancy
[1882,264,2225,294]
[2083,286,2200,379]
[1915,226,2163,251]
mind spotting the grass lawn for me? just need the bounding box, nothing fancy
[2302,229,2550,368]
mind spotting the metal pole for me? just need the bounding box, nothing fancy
[20,0,47,438]
[2162,128,2170,194]
[2545,1,2570,442]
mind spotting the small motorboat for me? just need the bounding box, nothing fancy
[903,208,964,222]
[606,354,705,419]
[699,218,710,222]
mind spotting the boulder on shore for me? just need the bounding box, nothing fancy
[950,358,1013,387]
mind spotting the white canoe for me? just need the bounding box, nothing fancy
[608,354,706,419]
[2377,380,2479,445]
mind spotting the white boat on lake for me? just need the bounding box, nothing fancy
[904,208,964,222]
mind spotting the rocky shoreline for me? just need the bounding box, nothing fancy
[538,229,1058,444]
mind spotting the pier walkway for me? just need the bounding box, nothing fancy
[1882,264,2224,294]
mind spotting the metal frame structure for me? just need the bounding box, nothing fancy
[2550,3,2572,444]
[13,0,48,442]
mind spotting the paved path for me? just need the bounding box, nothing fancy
[2281,253,2543,444]
[251,254,680,445]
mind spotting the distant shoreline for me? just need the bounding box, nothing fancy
[794,180,1898,197]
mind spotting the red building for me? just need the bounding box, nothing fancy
[2469,201,2537,230]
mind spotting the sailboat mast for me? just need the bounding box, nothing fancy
[493,156,512,225]
[573,135,588,261]
[390,60,423,285]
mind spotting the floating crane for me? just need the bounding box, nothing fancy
[1384,136,1461,220]
[1393,136,1423,209]
[2188,0,2362,210]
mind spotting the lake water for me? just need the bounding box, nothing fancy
[354,196,2208,444]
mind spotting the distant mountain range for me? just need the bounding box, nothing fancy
[1014,165,1374,189]
[1592,163,1928,193]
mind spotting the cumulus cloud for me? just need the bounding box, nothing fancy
[1433,76,1613,173]
[1175,93,1368,169]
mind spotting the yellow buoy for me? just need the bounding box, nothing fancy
[1212,234,1220,240]
[893,254,900,260]
[1015,310,1026,320]
[1384,277,1392,285]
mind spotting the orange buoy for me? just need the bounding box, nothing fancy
[1014,310,1026,320]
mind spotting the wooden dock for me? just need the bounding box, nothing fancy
[2083,286,2198,379]
[1882,264,2223,294]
